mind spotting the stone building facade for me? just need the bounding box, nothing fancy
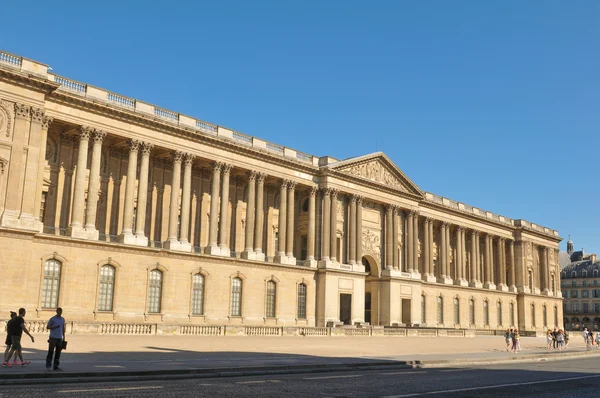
[0,50,563,333]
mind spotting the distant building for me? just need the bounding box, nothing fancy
[560,237,599,330]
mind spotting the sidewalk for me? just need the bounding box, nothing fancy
[1,334,597,384]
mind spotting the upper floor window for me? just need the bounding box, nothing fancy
[41,259,62,309]
[509,302,515,326]
[483,300,489,326]
[437,296,443,324]
[191,274,205,315]
[98,265,115,312]
[571,290,579,298]
[572,281,577,287]
[594,270,599,278]
[469,299,475,325]
[543,305,548,327]
[497,301,502,326]
[531,304,536,327]
[453,298,460,325]
[297,284,307,319]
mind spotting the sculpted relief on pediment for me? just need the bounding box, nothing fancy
[338,160,406,191]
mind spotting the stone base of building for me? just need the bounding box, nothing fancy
[438,276,453,285]
[273,254,296,265]
[484,282,496,290]
[424,274,437,283]
[68,225,99,240]
[0,211,43,233]
[509,285,518,293]
[304,258,318,268]
[454,278,469,287]
[496,283,509,292]
[163,240,192,252]
[410,271,422,280]
[470,281,483,289]
[204,245,230,257]
[241,250,266,261]
[382,268,403,278]
[118,233,148,247]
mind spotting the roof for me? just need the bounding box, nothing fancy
[561,260,600,278]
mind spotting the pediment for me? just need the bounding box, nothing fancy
[326,152,423,197]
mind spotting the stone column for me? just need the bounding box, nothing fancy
[542,247,549,295]
[406,211,414,272]
[176,153,194,251]
[508,240,516,292]
[69,126,93,234]
[320,188,331,263]
[445,223,451,281]
[412,212,420,277]
[484,235,495,289]
[470,231,481,287]
[274,180,288,262]
[117,139,140,241]
[205,161,222,254]
[330,189,338,263]
[217,163,232,255]
[305,186,318,266]
[454,228,464,286]
[132,142,153,246]
[33,116,53,224]
[497,238,508,291]
[164,151,183,249]
[422,218,430,278]
[355,196,363,267]
[348,195,357,266]
[286,181,296,261]
[242,171,257,259]
[439,223,447,281]
[80,129,106,239]
[385,205,394,270]
[253,173,267,260]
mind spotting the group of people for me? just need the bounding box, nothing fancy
[582,327,600,350]
[503,329,522,353]
[2,307,66,371]
[546,327,569,350]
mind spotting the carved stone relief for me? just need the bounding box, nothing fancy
[362,229,381,258]
[0,100,13,138]
[338,160,406,191]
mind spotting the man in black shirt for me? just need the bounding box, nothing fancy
[4,308,34,367]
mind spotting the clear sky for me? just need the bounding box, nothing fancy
[2,1,598,254]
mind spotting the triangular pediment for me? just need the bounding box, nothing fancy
[326,152,423,197]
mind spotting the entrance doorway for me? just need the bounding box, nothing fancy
[340,294,352,325]
[365,292,372,324]
[402,299,412,325]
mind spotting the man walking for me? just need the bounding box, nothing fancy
[46,308,65,371]
[4,308,34,367]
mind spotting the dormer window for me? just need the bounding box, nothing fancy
[594,270,599,278]
[572,271,577,278]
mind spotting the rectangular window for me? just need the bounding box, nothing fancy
[483,302,489,326]
[583,290,589,298]
[497,302,502,326]
[98,265,115,312]
[231,278,242,317]
[297,284,307,319]
[266,281,276,318]
[191,274,205,315]
[509,303,515,326]
[595,303,600,313]
[148,270,162,313]
[594,290,600,298]
[41,259,61,309]
[583,303,590,313]
[40,191,48,223]
[469,300,475,325]
[571,290,578,298]
[562,290,568,298]
[437,297,443,324]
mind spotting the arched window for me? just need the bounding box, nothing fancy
[148,270,163,313]
[583,271,588,278]
[191,274,205,315]
[42,259,62,309]
[297,283,307,319]
[231,277,243,316]
[497,301,502,326]
[98,265,115,312]
[437,296,443,324]
[543,305,548,328]
[483,300,489,326]
[266,280,277,318]
[531,304,536,327]
[509,302,515,327]
[453,297,460,325]
[571,271,576,278]
[301,198,309,212]
[469,298,475,326]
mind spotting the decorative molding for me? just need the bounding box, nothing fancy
[335,159,407,191]
[92,129,107,143]
[30,107,45,124]
[173,150,184,163]
[0,99,13,137]
[141,142,154,156]
[41,115,53,130]
[14,103,30,120]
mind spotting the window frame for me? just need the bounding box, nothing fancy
[147,269,163,314]
[230,277,243,317]
[266,280,277,318]
[97,264,116,312]
[191,272,206,316]
[41,258,62,309]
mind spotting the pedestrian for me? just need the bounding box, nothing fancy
[595,331,600,349]
[546,330,553,350]
[4,308,34,367]
[556,329,565,350]
[2,312,16,367]
[504,329,512,352]
[46,307,66,371]
[552,327,558,350]
[564,330,570,349]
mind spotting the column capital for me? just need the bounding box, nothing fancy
[471,230,479,238]
[41,115,53,130]
[128,138,141,152]
[425,216,435,224]
[30,107,45,124]
[14,103,30,120]
[457,226,466,233]
[248,170,257,181]
[309,185,318,196]
[79,126,93,141]
[287,180,297,191]
[173,150,184,163]
[212,161,223,172]
[281,179,290,189]
[141,142,154,155]
[183,152,195,166]
[442,221,451,229]
[222,163,233,175]
[350,195,357,204]
[384,204,394,214]
[407,209,419,218]
[92,129,107,143]
[256,172,267,183]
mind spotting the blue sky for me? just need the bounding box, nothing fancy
[2,1,598,254]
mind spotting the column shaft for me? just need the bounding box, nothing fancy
[286,182,296,257]
[245,171,257,252]
[207,162,221,248]
[167,151,183,241]
[120,140,140,235]
[218,164,232,248]
[407,212,414,272]
[321,189,331,260]
[423,219,430,276]
[355,197,363,265]
[179,153,194,243]
[70,127,92,228]
[470,232,478,283]
[428,220,434,276]
[413,213,419,273]
[277,181,288,256]
[254,173,266,254]
[508,240,516,288]
[440,224,447,278]
[306,186,317,261]
[84,130,106,230]
[330,190,338,262]
[349,196,357,265]
[385,206,393,269]
[445,224,451,279]
[135,143,153,237]
[33,116,53,220]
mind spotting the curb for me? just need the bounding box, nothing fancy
[1,350,599,385]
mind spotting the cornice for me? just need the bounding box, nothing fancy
[418,200,517,233]
[321,168,423,202]
[46,90,319,175]
[0,67,59,95]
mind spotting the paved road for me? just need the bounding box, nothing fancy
[2,356,599,397]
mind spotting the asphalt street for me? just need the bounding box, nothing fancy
[2,356,599,397]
